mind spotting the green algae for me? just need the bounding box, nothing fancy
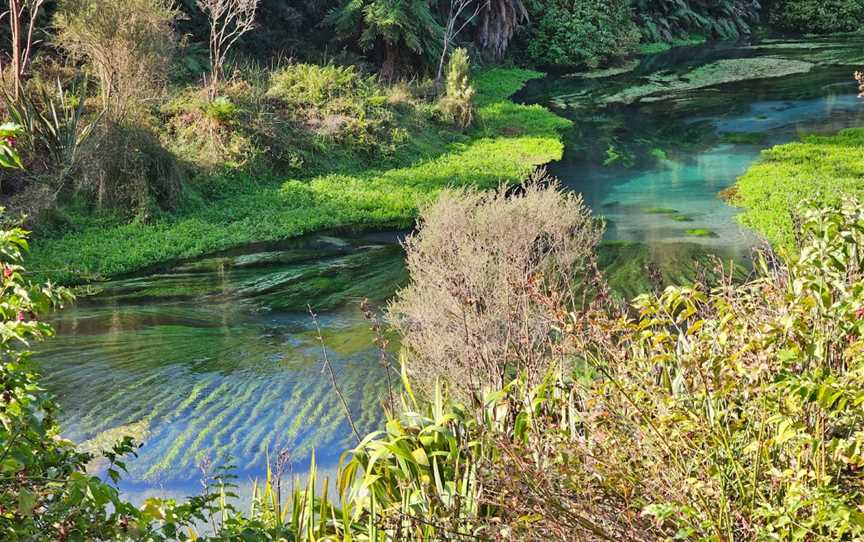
[644,207,679,215]
[686,228,718,238]
[720,132,768,145]
[565,60,640,80]
[598,241,744,301]
[601,58,815,105]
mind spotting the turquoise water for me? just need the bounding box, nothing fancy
[522,35,864,260]
[34,36,864,500]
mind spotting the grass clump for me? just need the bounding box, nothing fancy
[733,127,864,252]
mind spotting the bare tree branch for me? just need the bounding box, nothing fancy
[436,0,487,83]
[196,0,259,100]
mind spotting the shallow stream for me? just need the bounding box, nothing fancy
[35,36,864,500]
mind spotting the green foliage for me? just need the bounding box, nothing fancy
[0,216,139,540]
[734,127,864,253]
[266,63,381,109]
[770,0,864,34]
[327,0,443,77]
[0,124,23,170]
[5,81,100,186]
[203,96,238,124]
[266,63,396,148]
[633,0,760,43]
[437,48,475,128]
[524,0,641,68]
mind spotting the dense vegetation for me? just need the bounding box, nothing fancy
[1,0,855,287]
[7,176,864,539]
[4,0,864,540]
[769,0,864,34]
[732,128,864,252]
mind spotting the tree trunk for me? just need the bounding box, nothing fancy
[10,0,21,100]
[381,41,400,82]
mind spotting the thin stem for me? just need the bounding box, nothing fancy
[308,305,361,444]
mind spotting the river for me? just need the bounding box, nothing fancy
[34,35,864,501]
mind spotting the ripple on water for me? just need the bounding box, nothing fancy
[35,235,405,494]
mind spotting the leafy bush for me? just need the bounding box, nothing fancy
[388,173,602,401]
[267,63,397,150]
[437,48,475,129]
[769,0,864,33]
[203,96,239,124]
[0,216,140,540]
[524,0,641,68]
[633,0,760,42]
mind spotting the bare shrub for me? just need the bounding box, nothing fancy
[55,0,179,121]
[388,171,603,401]
[197,0,259,100]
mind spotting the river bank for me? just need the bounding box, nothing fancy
[27,69,570,285]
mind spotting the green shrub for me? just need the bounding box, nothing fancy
[524,0,641,68]
[267,64,379,112]
[436,48,475,129]
[204,96,239,124]
[770,0,864,33]
[266,63,396,150]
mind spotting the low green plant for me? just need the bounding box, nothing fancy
[266,63,396,149]
[436,48,475,129]
[203,96,238,124]
[733,127,864,253]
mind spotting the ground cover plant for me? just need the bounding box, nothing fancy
[732,127,864,253]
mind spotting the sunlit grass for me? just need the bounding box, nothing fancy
[734,127,864,251]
